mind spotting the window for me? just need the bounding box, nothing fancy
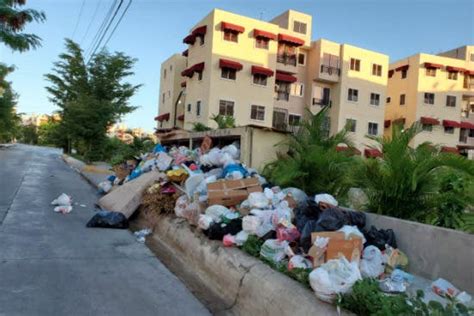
[400,94,406,105]
[348,88,358,102]
[313,86,331,106]
[298,52,306,66]
[162,93,165,103]
[275,82,291,101]
[253,74,267,86]
[346,119,357,132]
[187,104,191,112]
[293,21,307,34]
[170,65,173,71]
[470,129,474,137]
[446,95,456,107]
[221,68,236,80]
[256,37,269,49]
[370,93,380,106]
[422,124,433,132]
[224,30,238,42]
[196,101,201,116]
[386,97,391,103]
[444,126,454,134]
[197,71,203,80]
[164,69,167,79]
[291,83,304,97]
[426,68,436,77]
[368,122,378,136]
[448,71,458,80]
[401,69,407,79]
[471,53,474,62]
[168,90,171,97]
[372,64,382,76]
[424,93,435,105]
[219,100,234,117]
[350,58,361,71]
[251,105,265,121]
[198,35,205,45]
[289,114,301,126]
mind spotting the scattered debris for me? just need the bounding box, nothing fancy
[86,210,129,229]
[134,228,152,243]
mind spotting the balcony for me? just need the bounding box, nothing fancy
[315,64,340,83]
[320,65,341,76]
[275,91,290,101]
[277,54,297,66]
[312,98,332,107]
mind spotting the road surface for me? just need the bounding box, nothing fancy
[0,144,210,316]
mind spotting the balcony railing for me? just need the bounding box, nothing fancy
[312,98,332,107]
[459,135,468,143]
[320,65,341,76]
[276,91,290,101]
[277,54,297,66]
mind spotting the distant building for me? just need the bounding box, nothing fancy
[156,8,389,155]
[385,45,474,157]
[21,113,60,126]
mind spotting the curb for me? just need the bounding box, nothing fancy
[61,155,102,188]
[133,214,350,316]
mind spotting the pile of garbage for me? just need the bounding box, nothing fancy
[105,138,471,307]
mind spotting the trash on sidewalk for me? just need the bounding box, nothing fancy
[51,193,72,206]
[134,228,152,243]
[54,205,73,214]
[86,210,129,229]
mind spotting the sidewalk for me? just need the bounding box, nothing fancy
[62,155,113,187]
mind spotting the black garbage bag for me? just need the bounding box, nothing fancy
[299,207,367,252]
[294,199,321,233]
[363,225,397,250]
[204,218,242,240]
[86,210,129,229]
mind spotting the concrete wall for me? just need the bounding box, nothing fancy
[364,212,474,294]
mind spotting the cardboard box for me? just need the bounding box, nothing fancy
[207,178,262,207]
[308,232,362,266]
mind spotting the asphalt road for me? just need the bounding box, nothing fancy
[0,144,210,316]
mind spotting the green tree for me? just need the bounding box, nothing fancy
[353,122,474,224]
[0,64,21,142]
[0,0,46,52]
[19,123,38,144]
[44,39,141,160]
[263,107,357,197]
[211,114,235,129]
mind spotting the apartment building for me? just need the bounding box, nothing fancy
[384,45,474,157]
[156,9,389,155]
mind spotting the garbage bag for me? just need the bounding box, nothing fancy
[288,255,312,270]
[153,144,166,154]
[204,218,242,240]
[363,225,397,250]
[260,239,289,263]
[314,193,338,207]
[98,181,112,194]
[276,226,300,242]
[51,193,72,206]
[54,205,73,214]
[242,215,262,234]
[234,230,249,246]
[309,257,362,303]
[223,234,236,247]
[294,199,321,233]
[174,195,189,218]
[337,225,366,243]
[198,214,214,230]
[86,210,129,229]
[221,143,240,160]
[205,205,230,223]
[222,163,248,180]
[282,187,308,208]
[360,245,385,278]
[384,246,408,273]
[248,192,270,209]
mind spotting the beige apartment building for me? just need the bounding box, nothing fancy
[156,9,389,155]
[384,46,474,157]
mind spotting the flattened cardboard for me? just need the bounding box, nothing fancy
[308,232,362,266]
[207,178,262,206]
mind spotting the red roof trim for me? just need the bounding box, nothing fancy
[441,146,459,154]
[251,65,274,77]
[192,25,207,36]
[221,22,245,33]
[277,33,305,46]
[442,120,461,128]
[182,49,188,57]
[181,68,193,78]
[191,62,205,72]
[253,29,277,40]
[219,58,243,71]
[275,71,297,83]
[155,113,170,122]
[424,62,443,69]
[364,148,383,158]
[384,120,391,128]
[183,34,196,45]
[446,66,465,72]
[177,114,185,121]
[460,121,474,129]
[420,116,440,125]
[395,65,409,71]
[464,70,474,75]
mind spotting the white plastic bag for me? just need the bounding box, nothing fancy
[54,205,73,214]
[360,245,385,278]
[198,214,214,230]
[174,195,189,218]
[205,205,229,223]
[248,192,270,209]
[234,230,249,246]
[314,193,338,207]
[288,255,312,270]
[98,181,112,194]
[337,225,366,243]
[185,174,205,198]
[156,152,173,171]
[242,215,262,234]
[309,257,362,303]
[51,193,72,206]
[260,239,289,263]
[221,144,240,160]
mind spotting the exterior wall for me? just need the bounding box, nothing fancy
[248,128,289,172]
[438,45,474,62]
[157,54,187,129]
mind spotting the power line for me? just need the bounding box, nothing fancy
[102,0,133,48]
[87,0,124,63]
[80,0,103,45]
[85,0,118,58]
[71,0,87,40]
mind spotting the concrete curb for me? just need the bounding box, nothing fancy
[61,155,112,188]
[133,214,349,316]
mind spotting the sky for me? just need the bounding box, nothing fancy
[1,0,473,132]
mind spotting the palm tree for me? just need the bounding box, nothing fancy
[0,0,46,52]
[263,106,358,197]
[353,122,474,223]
